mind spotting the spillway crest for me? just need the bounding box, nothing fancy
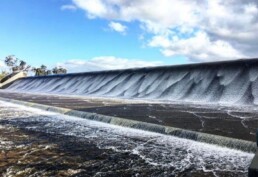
[5,59,258,105]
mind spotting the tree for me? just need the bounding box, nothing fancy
[4,55,18,68]
[32,65,54,76]
[2,55,67,77]
[60,68,67,74]
[23,65,31,72]
[19,60,27,70]
[40,65,47,71]
[46,70,52,75]
[52,67,58,74]
[32,67,46,76]
[52,66,67,74]
[32,67,40,76]
[12,66,19,72]
[52,66,67,75]
[4,55,31,73]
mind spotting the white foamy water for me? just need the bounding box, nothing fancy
[4,60,258,106]
[0,101,254,176]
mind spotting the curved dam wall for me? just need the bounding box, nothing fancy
[5,58,258,106]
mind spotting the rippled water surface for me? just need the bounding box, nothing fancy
[0,101,254,177]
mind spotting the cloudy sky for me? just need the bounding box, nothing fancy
[1,0,258,72]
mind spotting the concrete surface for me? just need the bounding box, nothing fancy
[0,72,27,88]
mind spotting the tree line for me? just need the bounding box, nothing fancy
[2,55,67,77]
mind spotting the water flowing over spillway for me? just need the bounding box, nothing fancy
[1,59,258,176]
[5,59,258,105]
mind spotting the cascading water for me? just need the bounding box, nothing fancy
[5,59,258,106]
[1,59,258,176]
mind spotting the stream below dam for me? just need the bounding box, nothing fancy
[0,101,254,177]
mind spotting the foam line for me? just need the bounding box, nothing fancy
[0,97,255,153]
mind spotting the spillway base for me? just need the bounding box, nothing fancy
[0,92,256,153]
[0,91,258,142]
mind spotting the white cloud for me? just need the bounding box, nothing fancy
[73,0,110,18]
[0,60,9,72]
[0,60,4,67]
[108,21,127,34]
[69,0,258,62]
[61,4,77,11]
[149,32,245,62]
[57,56,163,73]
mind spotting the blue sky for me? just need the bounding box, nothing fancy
[0,0,257,72]
[0,0,186,70]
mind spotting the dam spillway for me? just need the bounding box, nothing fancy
[4,58,258,106]
[1,59,258,151]
[1,59,258,176]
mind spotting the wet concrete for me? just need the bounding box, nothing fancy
[0,91,257,142]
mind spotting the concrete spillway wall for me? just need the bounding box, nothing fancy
[5,58,258,106]
[0,72,27,89]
